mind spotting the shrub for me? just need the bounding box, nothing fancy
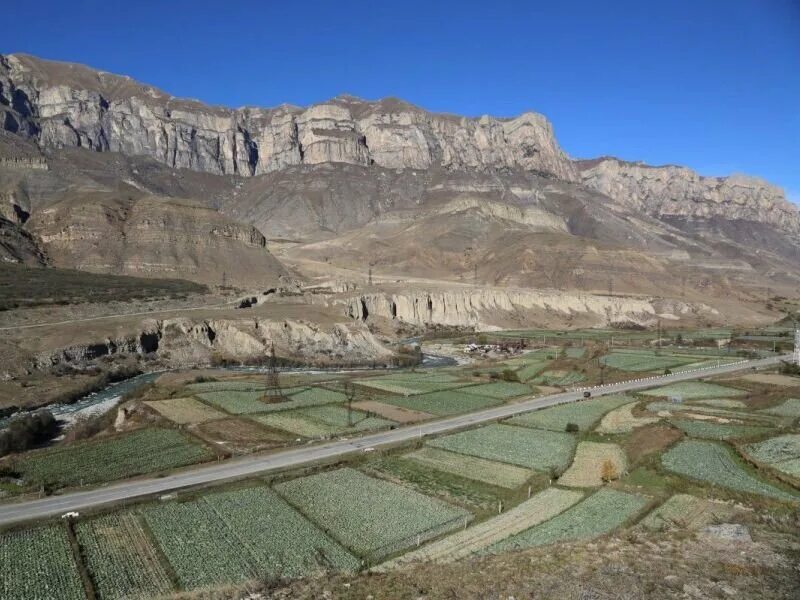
[0,410,59,457]
[600,458,618,482]
[501,369,520,382]
[565,422,580,433]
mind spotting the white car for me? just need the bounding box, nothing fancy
[61,511,80,519]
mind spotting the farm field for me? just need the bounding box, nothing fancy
[11,428,213,488]
[737,374,800,387]
[192,418,292,454]
[515,360,551,382]
[640,381,747,399]
[76,513,173,600]
[351,400,433,423]
[461,381,533,399]
[382,389,502,416]
[744,435,800,477]
[356,377,467,396]
[645,401,777,423]
[691,398,747,409]
[639,494,738,532]
[601,351,696,372]
[760,398,800,417]
[565,347,586,358]
[275,468,471,561]
[402,447,532,489]
[142,486,358,589]
[0,525,85,600]
[530,370,585,386]
[661,440,797,502]
[144,397,225,424]
[428,423,576,472]
[254,405,393,437]
[595,403,659,434]
[488,488,648,552]
[508,395,633,432]
[379,487,584,568]
[672,420,771,440]
[558,441,627,487]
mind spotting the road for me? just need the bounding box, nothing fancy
[0,353,789,526]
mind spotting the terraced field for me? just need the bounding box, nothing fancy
[428,424,576,472]
[672,420,771,440]
[744,435,800,477]
[356,376,467,396]
[145,397,225,424]
[142,486,358,588]
[276,468,471,561]
[760,398,800,417]
[639,494,738,531]
[595,403,659,434]
[13,428,213,488]
[382,389,502,416]
[0,525,85,600]
[601,351,696,372]
[461,381,533,399]
[508,395,633,432]
[379,488,584,568]
[661,440,797,501]
[488,489,648,552]
[76,513,174,599]
[254,405,393,437]
[640,381,747,399]
[558,442,627,487]
[402,447,532,489]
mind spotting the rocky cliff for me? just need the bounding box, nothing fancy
[27,193,288,286]
[0,54,576,181]
[577,158,800,234]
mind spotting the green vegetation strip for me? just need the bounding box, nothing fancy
[254,405,393,438]
[460,381,533,399]
[13,428,212,488]
[76,513,174,599]
[0,525,85,600]
[402,447,532,489]
[601,352,696,372]
[661,440,797,502]
[382,389,502,416]
[198,387,347,414]
[640,381,747,399]
[276,468,472,561]
[142,486,358,589]
[488,488,648,552]
[672,420,771,440]
[428,424,575,472]
[760,398,800,417]
[508,395,633,432]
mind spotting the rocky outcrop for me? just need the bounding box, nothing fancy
[34,317,392,371]
[339,288,716,330]
[0,54,577,181]
[27,193,288,286]
[577,158,800,234]
[0,216,47,265]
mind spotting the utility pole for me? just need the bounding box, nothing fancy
[608,277,614,297]
[368,265,373,287]
[263,343,284,401]
[794,325,800,366]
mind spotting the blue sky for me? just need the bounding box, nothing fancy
[4,0,799,200]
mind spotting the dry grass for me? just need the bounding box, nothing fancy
[352,400,433,423]
[623,424,683,465]
[559,442,627,487]
[144,398,225,424]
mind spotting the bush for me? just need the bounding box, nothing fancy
[0,410,59,457]
[779,361,800,376]
[565,422,580,433]
[501,369,520,382]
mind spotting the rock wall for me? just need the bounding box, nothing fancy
[34,317,392,371]
[0,54,577,181]
[339,288,716,330]
[578,158,800,234]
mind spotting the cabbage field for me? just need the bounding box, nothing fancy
[661,440,797,501]
[672,419,771,440]
[639,493,737,531]
[487,488,648,552]
[13,427,213,488]
[640,381,747,399]
[427,423,576,472]
[461,381,533,399]
[508,395,633,432]
[761,398,800,417]
[744,434,800,477]
[254,405,393,437]
[402,447,532,489]
[383,389,502,416]
[0,525,85,600]
[142,486,359,588]
[275,468,471,561]
[76,513,173,599]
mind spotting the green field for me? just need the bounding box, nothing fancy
[13,428,212,488]
[197,386,347,415]
[640,381,747,399]
[601,351,696,372]
[565,347,587,358]
[142,486,358,589]
[428,424,576,472]
[761,398,800,418]
[508,395,633,432]
[672,420,771,440]
[661,440,797,502]
[254,405,393,437]
[188,381,308,393]
[488,489,648,552]
[515,360,552,382]
[402,447,532,489]
[744,435,800,477]
[530,370,586,386]
[0,525,85,600]
[356,376,467,396]
[381,389,502,416]
[461,381,533,399]
[76,513,174,599]
[276,468,471,561]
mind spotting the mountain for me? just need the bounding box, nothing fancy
[1,52,798,324]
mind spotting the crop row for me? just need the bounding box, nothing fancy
[508,395,633,432]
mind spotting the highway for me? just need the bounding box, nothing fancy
[0,353,790,526]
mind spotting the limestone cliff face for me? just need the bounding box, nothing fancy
[27,194,288,286]
[577,158,800,234]
[0,54,577,181]
[337,288,716,330]
[33,317,392,372]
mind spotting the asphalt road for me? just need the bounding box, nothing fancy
[0,353,790,526]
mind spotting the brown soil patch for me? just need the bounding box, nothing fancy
[192,418,291,454]
[352,400,433,423]
[624,423,683,465]
[737,374,800,388]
